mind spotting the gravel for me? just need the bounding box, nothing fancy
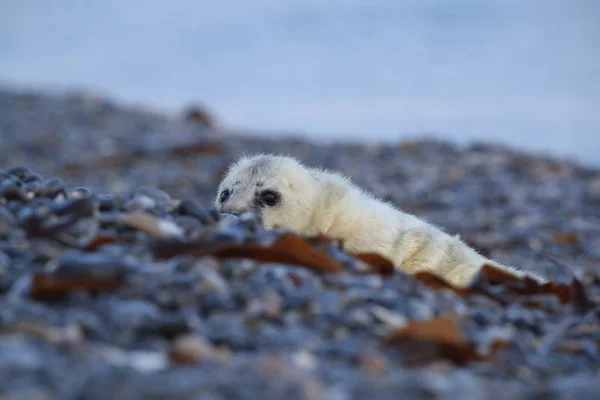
[0,87,599,399]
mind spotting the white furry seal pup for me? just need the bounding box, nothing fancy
[214,153,545,287]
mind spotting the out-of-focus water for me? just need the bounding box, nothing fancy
[1,0,598,164]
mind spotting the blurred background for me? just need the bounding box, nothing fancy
[1,0,598,164]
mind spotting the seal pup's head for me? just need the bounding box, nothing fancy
[214,154,320,231]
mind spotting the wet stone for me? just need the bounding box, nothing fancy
[70,186,93,198]
[138,313,193,340]
[211,222,247,244]
[52,251,131,279]
[35,177,66,199]
[51,197,97,218]
[0,206,15,224]
[205,315,255,350]
[218,212,240,224]
[22,173,43,184]
[0,250,9,271]
[177,199,217,225]
[238,211,261,230]
[172,215,204,235]
[7,166,32,180]
[194,264,230,294]
[121,195,156,212]
[134,186,171,205]
[97,298,160,327]
[219,259,257,281]
[97,194,115,212]
[405,300,434,321]
[22,181,42,197]
[0,182,28,202]
[170,333,216,365]
[501,306,547,335]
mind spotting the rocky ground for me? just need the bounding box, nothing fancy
[0,87,599,399]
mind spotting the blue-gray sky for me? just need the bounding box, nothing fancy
[1,0,598,164]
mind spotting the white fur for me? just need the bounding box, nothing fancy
[215,154,546,287]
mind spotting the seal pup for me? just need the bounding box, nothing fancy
[215,153,545,287]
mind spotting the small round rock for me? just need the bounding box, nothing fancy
[8,166,32,180]
[71,187,93,199]
[170,334,215,365]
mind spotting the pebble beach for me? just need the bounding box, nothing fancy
[0,87,599,399]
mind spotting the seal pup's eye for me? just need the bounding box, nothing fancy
[219,189,230,204]
[260,190,279,207]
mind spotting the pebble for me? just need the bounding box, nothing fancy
[71,186,93,198]
[35,177,66,199]
[51,197,96,217]
[371,306,408,330]
[122,194,156,212]
[53,251,130,279]
[8,166,32,180]
[170,333,215,365]
[177,199,217,225]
